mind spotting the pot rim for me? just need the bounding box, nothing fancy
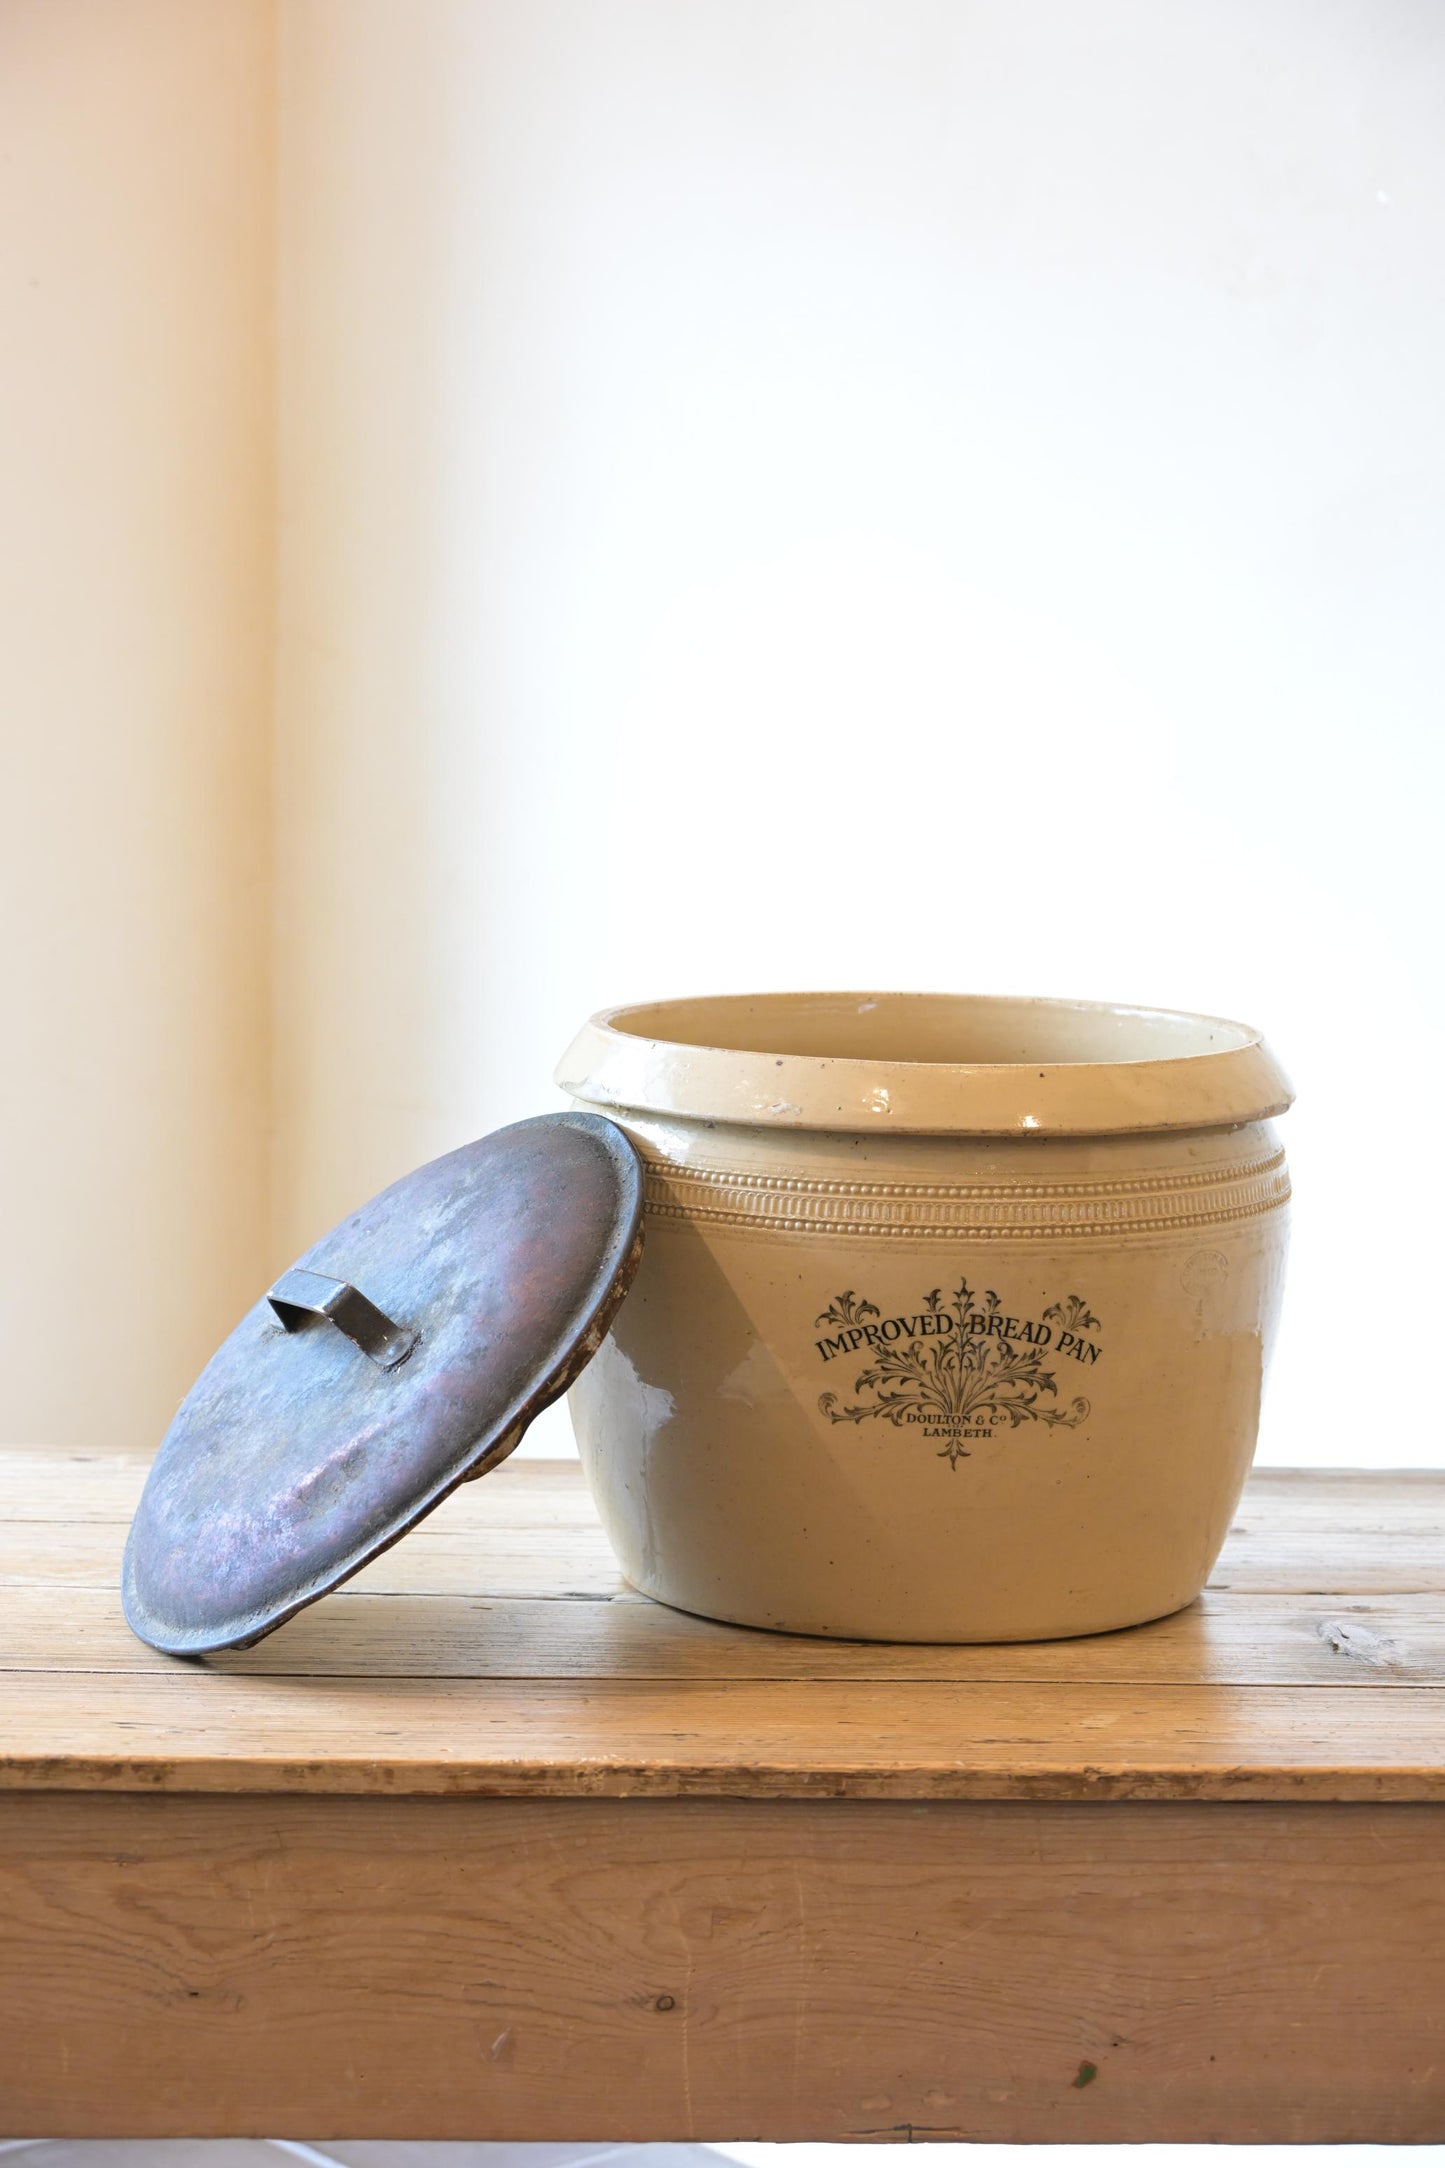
[556,989,1294,1138]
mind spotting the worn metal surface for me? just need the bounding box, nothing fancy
[123,1113,644,1656]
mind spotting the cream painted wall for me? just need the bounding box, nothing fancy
[272,3,490,1261]
[0,1,276,1449]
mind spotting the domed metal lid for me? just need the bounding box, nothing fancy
[123,1112,643,1656]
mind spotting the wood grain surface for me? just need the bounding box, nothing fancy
[2,1446,1443,2141]
[1,1451,1443,1799]
[2,1793,1442,2143]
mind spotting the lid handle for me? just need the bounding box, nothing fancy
[266,1267,419,1372]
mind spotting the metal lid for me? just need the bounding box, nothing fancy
[123,1112,643,1656]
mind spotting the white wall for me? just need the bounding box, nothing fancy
[273,0,1445,1466]
[4,1,1442,1469]
[0,0,275,1449]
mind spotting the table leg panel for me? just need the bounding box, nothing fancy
[1,1795,1441,2142]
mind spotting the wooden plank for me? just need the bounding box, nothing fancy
[0,1445,152,1521]
[4,1454,1443,1595]
[1206,1534,1445,1593]
[1,1793,1441,2142]
[1227,1468,1445,1520]
[6,1448,1444,1535]
[5,1502,1444,1602]
[6,1584,1445,1685]
[3,1449,1441,1798]
[0,1671,1441,1799]
[0,1520,631,1599]
[1210,1473,1445,1593]
[0,1447,598,1525]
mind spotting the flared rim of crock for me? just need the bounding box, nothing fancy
[555,989,1294,1138]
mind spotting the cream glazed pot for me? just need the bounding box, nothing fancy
[557,992,1293,1642]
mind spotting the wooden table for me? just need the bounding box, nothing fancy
[1,1447,1442,2143]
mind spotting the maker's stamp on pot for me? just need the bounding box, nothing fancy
[1182,1249,1230,1297]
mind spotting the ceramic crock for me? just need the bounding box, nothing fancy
[557,991,1292,1642]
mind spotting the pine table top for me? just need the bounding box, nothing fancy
[2,1448,1442,1801]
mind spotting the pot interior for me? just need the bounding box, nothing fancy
[610,991,1256,1068]
[558,990,1291,1135]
